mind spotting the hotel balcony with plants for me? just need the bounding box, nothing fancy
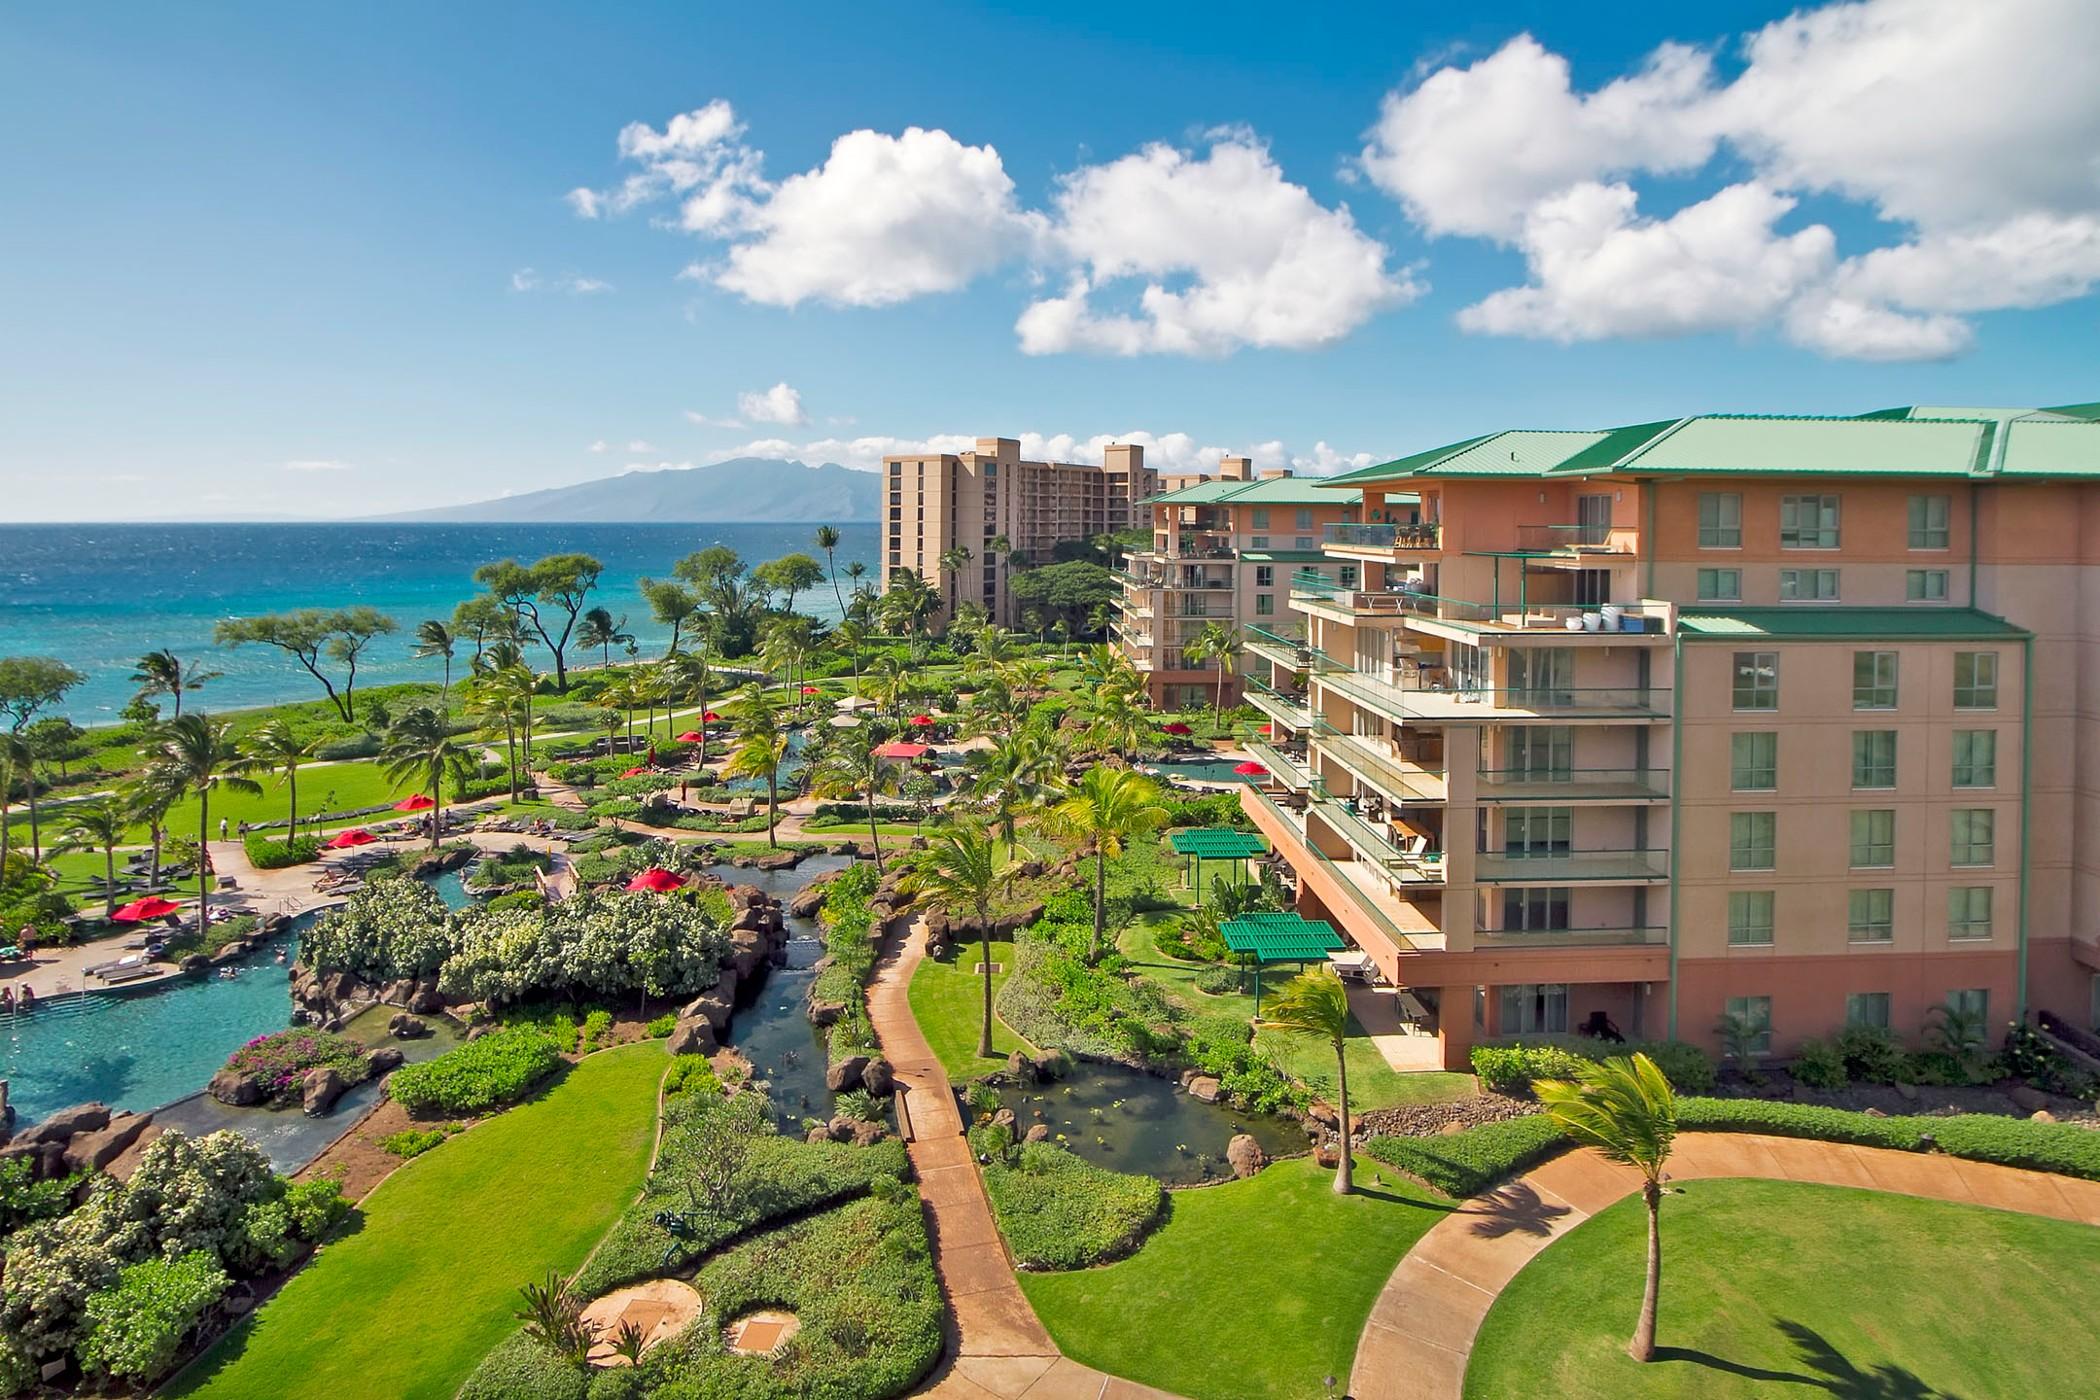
[1290,568,1674,640]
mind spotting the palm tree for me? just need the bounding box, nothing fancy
[129,649,220,719]
[236,720,319,841]
[1257,967,1357,1194]
[844,559,870,604]
[1047,766,1169,960]
[466,666,533,801]
[140,714,260,933]
[1534,1054,1679,1363]
[881,569,940,659]
[0,732,28,861]
[577,607,631,670]
[832,618,869,692]
[53,801,130,920]
[412,621,458,700]
[125,778,176,893]
[1182,622,1245,728]
[379,706,473,850]
[809,736,896,874]
[937,544,975,626]
[969,727,1061,856]
[724,685,790,847]
[665,646,714,765]
[904,823,1001,1058]
[865,654,912,726]
[814,525,847,618]
[1087,600,1115,640]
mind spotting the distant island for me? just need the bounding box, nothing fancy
[371,456,881,523]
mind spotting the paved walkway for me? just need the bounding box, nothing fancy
[865,917,1179,1400]
[1351,1131,2100,1400]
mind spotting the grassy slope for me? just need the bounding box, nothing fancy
[906,936,1036,1079]
[1021,1157,1452,1400]
[168,1043,665,1400]
[1465,1178,2100,1399]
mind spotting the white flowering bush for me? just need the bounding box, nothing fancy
[438,892,730,1007]
[77,1251,229,1384]
[303,876,456,983]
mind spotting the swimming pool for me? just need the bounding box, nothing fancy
[1145,758,1254,785]
[720,729,811,794]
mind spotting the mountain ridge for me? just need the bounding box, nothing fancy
[368,456,881,523]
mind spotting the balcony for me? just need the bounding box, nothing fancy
[1245,740,1312,791]
[1243,624,1327,673]
[1514,523,1639,556]
[1474,925,1668,948]
[1324,521,1442,553]
[1314,795,1446,886]
[1291,572,1671,638]
[1111,619,1156,649]
[1312,732,1447,804]
[1316,666,1669,725]
[1245,673,1314,729]
[1473,768,1672,802]
[1111,567,1159,588]
[1242,785,1444,954]
[1163,575,1235,592]
[1471,847,1670,884]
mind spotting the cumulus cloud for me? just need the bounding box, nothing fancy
[588,440,611,453]
[698,428,1379,477]
[511,267,613,295]
[737,382,807,426]
[1362,0,2100,360]
[683,410,744,429]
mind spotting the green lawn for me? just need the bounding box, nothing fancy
[1021,1156,1451,1400]
[168,1043,666,1400]
[1466,1178,2100,1399]
[1119,917,1474,1111]
[907,937,1035,1079]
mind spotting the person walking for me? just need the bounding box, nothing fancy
[218,817,229,841]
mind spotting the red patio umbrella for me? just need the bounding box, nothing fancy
[112,896,183,923]
[800,686,820,695]
[675,730,706,743]
[392,794,436,812]
[1161,721,1193,735]
[702,710,721,722]
[908,714,935,727]
[620,765,651,778]
[325,829,377,849]
[1233,761,1268,777]
[624,867,688,893]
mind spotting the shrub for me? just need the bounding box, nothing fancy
[645,1013,677,1039]
[0,1155,81,1236]
[314,732,380,761]
[459,1330,588,1400]
[1469,1038,1714,1095]
[1365,1115,1568,1198]
[76,1251,228,1384]
[1791,1037,1849,1089]
[1193,965,1242,995]
[1836,1025,1908,1084]
[386,1026,566,1116]
[242,833,321,869]
[663,1054,721,1100]
[837,1089,886,1124]
[1677,1097,2100,1180]
[379,1126,459,1159]
[1630,1039,1716,1093]
[579,1008,614,1052]
[222,1029,372,1108]
[981,1143,1165,1270]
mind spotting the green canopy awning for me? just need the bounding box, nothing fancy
[1220,911,1344,962]
[1170,829,1268,859]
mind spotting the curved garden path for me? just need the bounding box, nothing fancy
[868,918,1182,1400]
[1350,1130,2100,1400]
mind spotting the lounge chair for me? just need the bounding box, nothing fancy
[100,963,161,984]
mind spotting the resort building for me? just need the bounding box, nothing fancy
[1112,461,1374,709]
[1238,404,2100,1070]
[882,437,1156,627]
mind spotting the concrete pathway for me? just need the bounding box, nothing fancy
[1351,1131,2100,1400]
[866,917,1180,1400]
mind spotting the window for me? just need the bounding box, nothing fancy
[1507,648,1574,706]
[1698,492,1742,548]
[1852,731,1897,788]
[1848,889,1894,943]
[1338,564,1359,588]
[1249,536,1269,549]
[1731,732,1778,791]
[1728,891,1775,946]
[1501,887,1570,931]
[1509,727,1573,781]
[1850,809,1895,868]
[1947,886,1993,940]
[1294,537,1314,550]
[1253,565,1274,588]
[1250,508,1270,530]
[1951,808,1995,866]
[1730,812,1776,870]
[1952,730,1996,788]
[1852,651,1899,709]
[1946,987,1989,1022]
[1780,494,1841,549]
[1908,494,1951,549]
[1846,992,1892,1029]
[1497,984,1569,1035]
[1907,569,1950,601]
[1254,594,1274,617]
[1954,651,1999,709]
[1733,652,1779,710]
[1504,807,1573,856]
[1697,568,1741,601]
[1780,568,1840,601]
[1295,507,1313,530]
[1723,995,1772,1054]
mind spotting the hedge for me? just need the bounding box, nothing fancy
[981,1142,1165,1270]
[386,1025,566,1116]
[1470,1038,1716,1095]
[1364,1116,1567,1199]
[242,833,321,869]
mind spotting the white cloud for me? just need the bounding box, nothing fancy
[510,268,540,292]
[565,275,613,294]
[683,410,745,429]
[697,428,1381,477]
[588,440,611,453]
[511,267,612,295]
[1017,136,1418,356]
[626,440,655,452]
[1361,1,2100,360]
[283,459,352,473]
[737,382,807,426]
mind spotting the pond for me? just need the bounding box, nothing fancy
[994,1058,1305,1185]
[1143,758,1254,786]
[708,853,852,1132]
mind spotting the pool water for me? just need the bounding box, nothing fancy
[994,1058,1304,1184]
[720,729,811,795]
[1145,758,1253,785]
[709,854,852,1132]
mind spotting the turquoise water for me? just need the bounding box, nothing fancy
[1147,758,1255,785]
[0,522,877,721]
[720,729,811,795]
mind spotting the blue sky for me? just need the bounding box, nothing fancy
[3,1,2095,520]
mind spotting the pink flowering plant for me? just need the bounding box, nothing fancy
[224,1029,372,1107]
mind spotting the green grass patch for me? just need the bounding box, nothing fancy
[168,1042,664,1400]
[1020,1156,1452,1400]
[1466,1178,2100,1399]
[906,937,1035,1080]
[982,1141,1164,1270]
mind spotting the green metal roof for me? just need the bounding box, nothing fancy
[1324,433,1496,485]
[1678,606,2030,641]
[1614,415,1996,477]
[1170,828,1268,859]
[1218,911,1344,962]
[1146,476,1364,506]
[1994,420,2100,478]
[1239,549,1332,563]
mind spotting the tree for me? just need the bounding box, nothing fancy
[809,735,896,874]
[1257,967,1357,1193]
[466,666,533,802]
[937,544,975,622]
[664,646,715,765]
[1086,600,1115,639]
[26,717,88,779]
[638,577,700,656]
[451,595,510,666]
[905,823,1001,1058]
[832,618,869,691]
[213,608,397,722]
[139,714,261,933]
[577,607,632,669]
[1182,621,1246,725]
[53,801,130,920]
[0,732,28,860]
[1047,766,1169,960]
[473,553,603,692]
[674,545,745,601]
[0,658,87,863]
[1008,560,1118,638]
[411,621,457,701]
[814,525,848,618]
[879,568,940,658]
[125,777,176,892]
[128,650,218,718]
[379,706,475,850]
[236,720,319,840]
[967,727,1061,856]
[724,686,789,847]
[1534,1054,1679,1363]
[753,553,826,616]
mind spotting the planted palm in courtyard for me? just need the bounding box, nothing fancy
[1257,966,1356,1194]
[52,800,129,919]
[1048,766,1169,961]
[140,713,260,932]
[236,719,320,840]
[1534,1052,1678,1362]
[411,620,457,699]
[379,705,475,849]
[905,823,1001,1058]
[809,737,895,873]
[725,685,790,847]
[129,647,219,718]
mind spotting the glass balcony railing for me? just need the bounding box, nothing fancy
[1325,521,1442,551]
[1111,567,1157,587]
[1242,624,1337,672]
[1111,619,1155,649]
[1473,767,1672,800]
[1514,523,1635,554]
[1313,733,1446,803]
[1244,673,1315,727]
[1245,740,1312,791]
[1291,571,1670,635]
[1242,785,1436,952]
[1472,848,1670,882]
[1163,576,1235,591]
[1475,925,1667,948]
[1313,793,1446,885]
[1316,667,1668,723]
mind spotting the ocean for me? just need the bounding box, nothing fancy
[0,522,881,721]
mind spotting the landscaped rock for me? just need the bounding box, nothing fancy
[381,978,416,1006]
[2031,1108,2058,1123]
[1187,1076,1223,1104]
[1314,1140,1341,1168]
[208,1069,264,1107]
[681,985,735,1034]
[1893,1081,1920,1102]
[860,1059,895,1096]
[180,954,211,973]
[1030,1050,1069,1082]
[2010,1083,2052,1113]
[807,994,845,1028]
[826,1115,858,1142]
[1306,1101,1340,1129]
[806,1125,834,1145]
[388,1013,432,1040]
[302,1067,348,1116]
[1227,1134,1267,1178]
[14,1102,111,1147]
[366,1046,405,1074]
[667,1017,717,1056]
[848,1119,888,1147]
[1023,1123,1051,1144]
[63,1112,153,1173]
[407,980,444,1015]
[826,1056,869,1093]
[1007,1050,1039,1084]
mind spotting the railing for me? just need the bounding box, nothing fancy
[1172,543,1237,560]
[1245,740,1312,791]
[1313,794,1446,885]
[1291,572,1670,635]
[1242,624,1337,673]
[1475,925,1667,948]
[1111,567,1158,587]
[1111,620,1155,649]
[1313,732,1447,803]
[1326,521,1442,551]
[1242,785,1430,953]
[1472,848,1670,882]
[1121,598,1156,620]
[1515,523,1632,554]
[1473,767,1672,800]
[1317,666,1666,721]
[1162,576,1234,591]
[1244,673,1314,727]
